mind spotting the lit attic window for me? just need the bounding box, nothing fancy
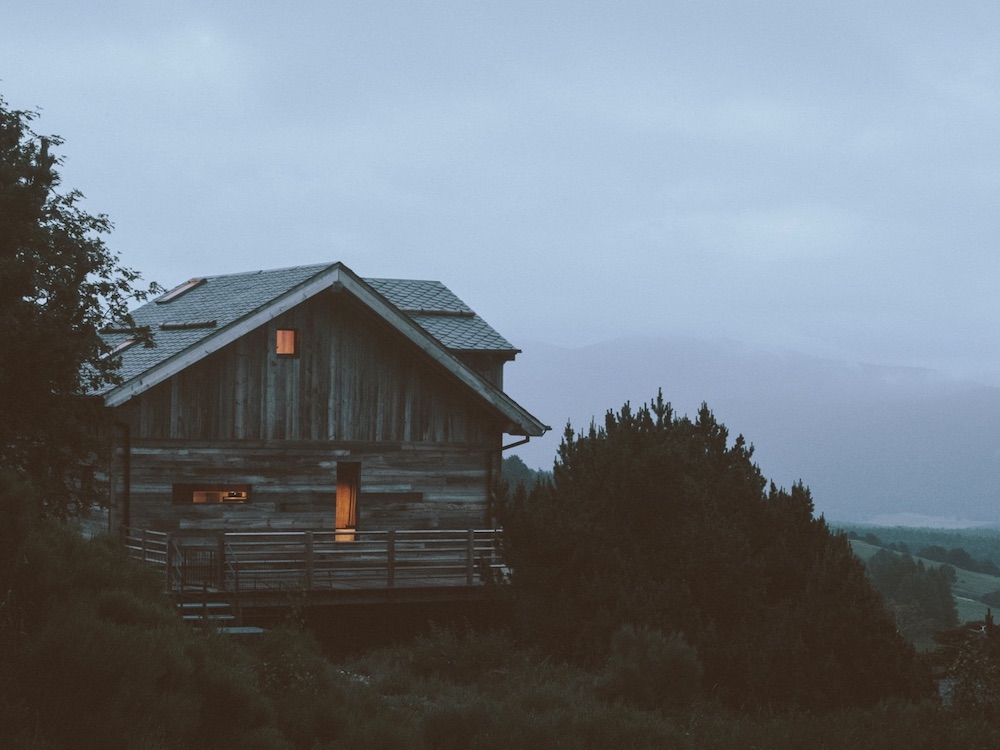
[276,329,298,356]
[155,278,204,304]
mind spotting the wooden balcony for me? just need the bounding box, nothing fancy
[124,527,507,608]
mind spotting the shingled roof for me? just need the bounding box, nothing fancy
[364,277,517,353]
[98,262,546,437]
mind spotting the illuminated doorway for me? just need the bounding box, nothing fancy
[336,462,359,541]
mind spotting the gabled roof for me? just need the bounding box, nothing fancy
[99,262,547,437]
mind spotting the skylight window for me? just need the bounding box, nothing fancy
[159,320,217,330]
[155,278,204,304]
[102,337,137,359]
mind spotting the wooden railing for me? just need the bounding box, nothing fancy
[125,528,505,596]
[124,528,169,566]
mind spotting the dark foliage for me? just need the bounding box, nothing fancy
[866,549,958,643]
[0,470,995,748]
[0,470,403,749]
[918,546,1000,578]
[499,392,931,710]
[842,526,1000,576]
[935,612,1000,721]
[0,96,158,516]
[596,625,702,710]
[981,591,1000,608]
[501,454,551,492]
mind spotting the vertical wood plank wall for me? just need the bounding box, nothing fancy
[114,291,508,533]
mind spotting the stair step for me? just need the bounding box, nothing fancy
[177,601,231,610]
[214,626,266,636]
[183,613,236,622]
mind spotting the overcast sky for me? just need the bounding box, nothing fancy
[5,2,1000,383]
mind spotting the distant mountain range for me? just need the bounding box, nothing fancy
[503,336,1000,527]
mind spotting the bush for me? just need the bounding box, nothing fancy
[0,500,294,749]
[597,625,702,710]
[377,624,523,686]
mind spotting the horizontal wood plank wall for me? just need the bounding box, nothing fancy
[126,441,493,532]
[117,292,503,446]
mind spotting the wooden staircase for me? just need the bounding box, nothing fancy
[173,586,264,636]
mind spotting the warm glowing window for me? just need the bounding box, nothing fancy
[336,462,360,541]
[276,329,298,356]
[172,484,251,504]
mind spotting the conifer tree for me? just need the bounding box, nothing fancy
[499,391,931,709]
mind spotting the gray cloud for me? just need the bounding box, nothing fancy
[4,2,999,380]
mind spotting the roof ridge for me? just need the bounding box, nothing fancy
[197,261,334,282]
[363,276,443,284]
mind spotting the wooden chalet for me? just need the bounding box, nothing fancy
[96,261,547,607]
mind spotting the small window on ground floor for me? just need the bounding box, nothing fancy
[172,483,251,504]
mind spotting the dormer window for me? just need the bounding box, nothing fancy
[276,328,298,356]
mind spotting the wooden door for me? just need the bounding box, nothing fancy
[335,461,359,541]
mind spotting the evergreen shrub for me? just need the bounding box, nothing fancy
[500,392,931,709]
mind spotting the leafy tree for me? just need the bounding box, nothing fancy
[499,392,930,710]
[918,546,1000,577]
[0,95,157,515]
[946,547,978,572]
[501,454,550,491]
[919,545,949,563]
[981,560,1000,578]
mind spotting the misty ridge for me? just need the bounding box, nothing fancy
[506,335,1000,526]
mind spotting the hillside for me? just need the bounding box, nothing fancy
[850,539,996,624]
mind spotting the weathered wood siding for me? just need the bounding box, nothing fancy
[116,291,501,445]
[454,352,511,390]
[112,291,507,533]
[126,441,493,532]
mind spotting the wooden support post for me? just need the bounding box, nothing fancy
[387,530,396,588]
[304,531,314,590]
[140,529,147,563]
[466,529,475,585]
[217,534,226,591]
[164,533,172,591]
